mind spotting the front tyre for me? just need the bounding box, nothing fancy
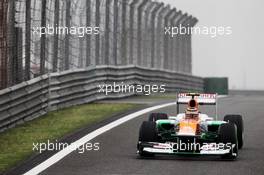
[218,123,238,160]
[224,115,244,149]
[138,121,158,157]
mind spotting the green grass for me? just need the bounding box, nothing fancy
[0,103,138,173]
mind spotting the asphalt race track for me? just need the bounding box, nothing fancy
[30,95,264,175]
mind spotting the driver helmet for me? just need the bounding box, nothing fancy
[185,99,199,119]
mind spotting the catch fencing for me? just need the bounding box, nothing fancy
[0,0,197,89]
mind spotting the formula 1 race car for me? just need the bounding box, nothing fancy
[137,93,244,160]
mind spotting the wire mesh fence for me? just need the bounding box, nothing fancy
[0,0,198,90]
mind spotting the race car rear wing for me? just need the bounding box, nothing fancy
[177,93,217,105]
[176,93,218,119]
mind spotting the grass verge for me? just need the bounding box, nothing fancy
[0,103,139,173]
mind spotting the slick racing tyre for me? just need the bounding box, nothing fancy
[138,121,158,157]
[224,115,244,149]
[218,123,238,160]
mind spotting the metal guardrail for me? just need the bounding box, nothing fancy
[0,75,49,131]
[0,66,203,132]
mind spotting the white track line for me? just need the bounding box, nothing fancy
[24,102,175,175]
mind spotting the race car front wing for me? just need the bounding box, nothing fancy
[137,141,237,156]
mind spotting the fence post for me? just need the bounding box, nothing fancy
[131,0,145,66]
[137,0,148,67]
[115,0,123,65]
[86,0,91,66]
[103,0,111,65]
[64,0,71,70]
[175,13,187,72]
[143,2,156,68]
[97,0,106,66]
[79,9,85,68]
[40,0,47,74]
[170,11,181,71]
[7,0,16,86]
[128,0,138,65]
[25,0,31,80]
[151,3,163,68]
[120,0,128,65]
[164,8,176,70]
[181,15,192,73]
[95,0,100,65]
[52,0,59,72]
[112,0,118,65]
[126,0,134,65]
[156,5,170,70]
[0,0,8,89]
[171,11,182,72]
[13,27,23,84]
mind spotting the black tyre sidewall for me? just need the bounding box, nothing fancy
[218,123,238,160]
[224,115,243,149]
[139,121,157,142]
[138,121,157,157]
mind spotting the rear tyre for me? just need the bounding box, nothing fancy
[148,113,168,122]
[218,123,238,160]
[138,121,158,157]
[224,115,244,149]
